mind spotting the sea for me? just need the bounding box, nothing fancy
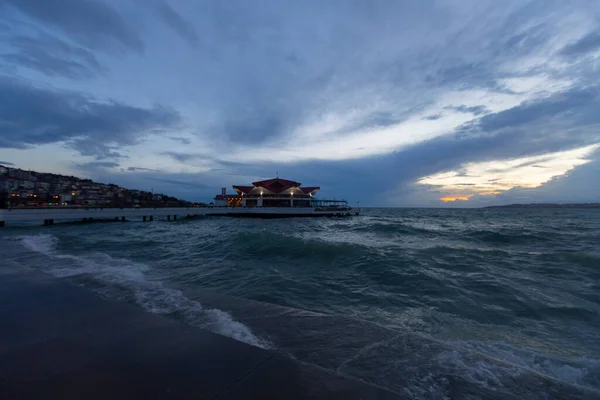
[1,208,599,399]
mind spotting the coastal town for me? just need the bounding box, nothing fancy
[0,165,197,208]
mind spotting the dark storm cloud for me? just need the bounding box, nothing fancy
[162,2,443,144]
[447,105,489,116]
[206,85,600,199]
[159,151,226,166]
[0,161,14,165]
[421,90,600,171]
[209,103,293,144]
[154,82,600,203]
[473,88,599,133]
[160,151,203,163]
[169,137,192,145]
[145,176,210,188]
[430,62,492,86]
[127,166,158,172]
[67,139,127,160]
[150,0,199,46]
[186,0,576,146]
[2,34,105,79]
[4,0,144,53]
[560,31,600,57]
[77,160,120,169]
[267,85,600,203]
[1,0,599,207]
[0,77,180,159]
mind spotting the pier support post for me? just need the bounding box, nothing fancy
[43,219,49,226]
[167,215,171,221]
[149,216,153,221]
[173,215,177,221]
[115,217,119,221]
[49,219,54,225]
[0,221,4,228]
[121,216,126,222]
[143,216,147,222]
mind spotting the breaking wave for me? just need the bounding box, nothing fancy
[453,340,600,390]
[6,207,600,399]
[18,234,270,349]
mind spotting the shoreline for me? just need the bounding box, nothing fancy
[0,259,398,399]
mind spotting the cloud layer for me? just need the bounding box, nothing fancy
[0,77,180,159]
[1,0,599,205]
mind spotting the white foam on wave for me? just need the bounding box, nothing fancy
[402,340,600,397]
[404,373,451,400]
[18,234,271,349]
[451,340,600,390]
[20,233,58,254]
[435,349,521,388]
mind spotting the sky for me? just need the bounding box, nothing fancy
[0,0,599,206]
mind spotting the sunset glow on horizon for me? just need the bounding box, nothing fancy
[420,144,599,201]
[440,195,474,203]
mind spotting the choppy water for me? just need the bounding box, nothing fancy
[2,208,600,399]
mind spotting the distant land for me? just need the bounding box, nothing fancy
[484,203,600,209]
[0,164,200,208]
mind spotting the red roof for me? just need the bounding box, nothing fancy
[228,178,320,196]
[301,186,320,194]
[250,178,300,193]
[232,185,254,194]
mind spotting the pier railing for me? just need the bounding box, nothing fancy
[0,205,359,226]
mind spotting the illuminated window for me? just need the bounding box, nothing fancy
[227,197,242,207]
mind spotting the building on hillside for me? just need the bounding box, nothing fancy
[36,182,50,190]
[60,193,72,203]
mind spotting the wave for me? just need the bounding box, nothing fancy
[466,229,553,245]
[18,234,270,349]
[351,221,441,236]
[451,340,600,391]
[231,230,374,259]
[416,244,513,256]
[552,252,600,271]
[21,233,58,254]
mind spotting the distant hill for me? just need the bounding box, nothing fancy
[0,165,202,208]
[484,203,600,209]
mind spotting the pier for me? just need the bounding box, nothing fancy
[0,260,398,399]
[0,206,358,227]
[0,207,203,227]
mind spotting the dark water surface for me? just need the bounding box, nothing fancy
[2,208,599,399]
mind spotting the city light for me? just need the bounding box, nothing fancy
[1,166,194,209]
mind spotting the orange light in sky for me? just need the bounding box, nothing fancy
[440,195,474,202]
[480,191,502,196]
